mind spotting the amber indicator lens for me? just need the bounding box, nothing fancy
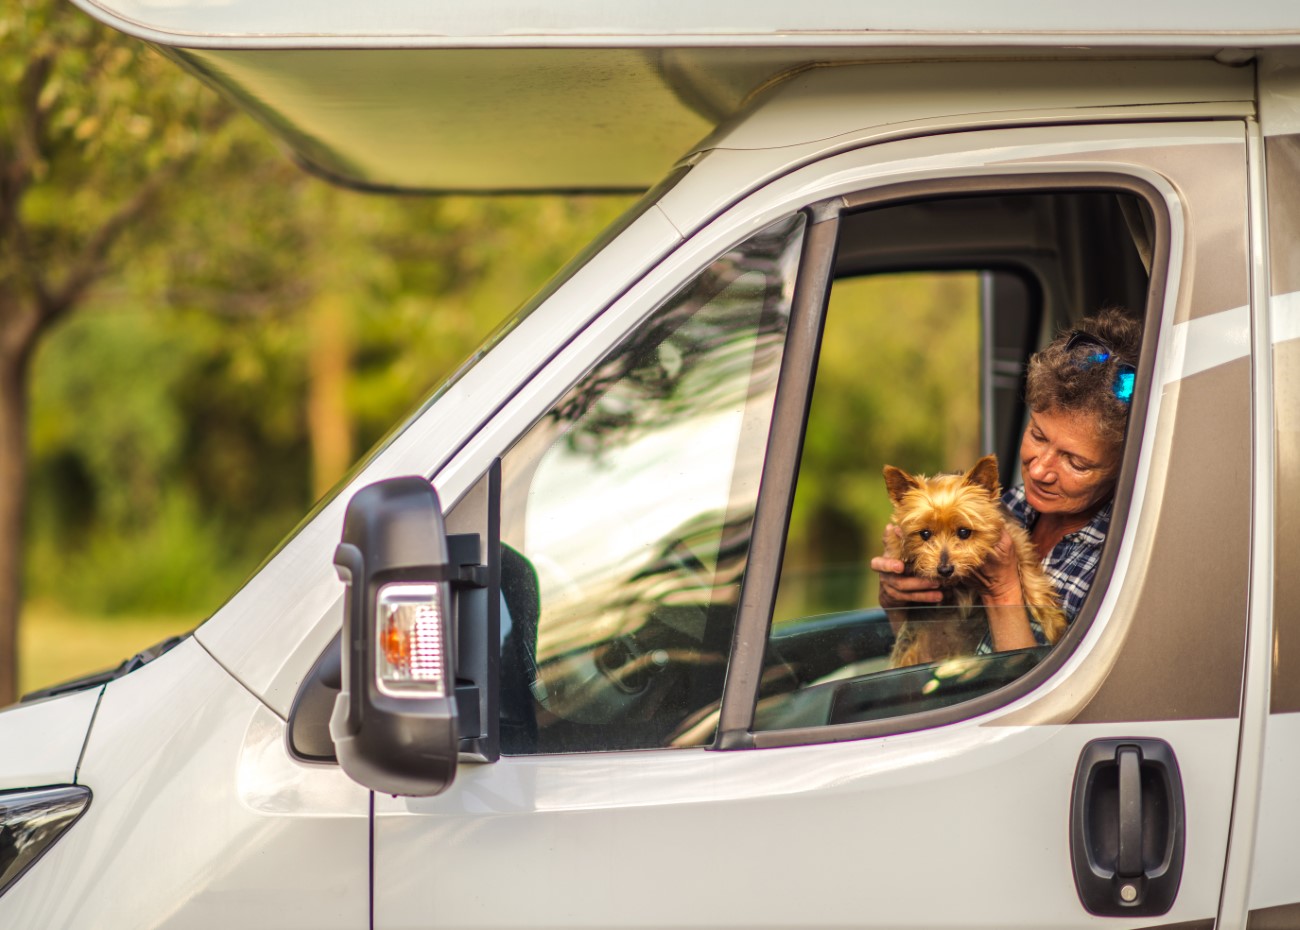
[374,583,447,697]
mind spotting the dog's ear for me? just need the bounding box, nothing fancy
[965,455,1001,497]
[883,465,922,504]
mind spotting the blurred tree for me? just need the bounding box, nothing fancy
[0,1,237,703]
[2,0,635,706]
[774,272,982,622]
[19,111,631,632]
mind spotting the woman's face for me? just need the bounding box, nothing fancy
[1019,407,1120,516]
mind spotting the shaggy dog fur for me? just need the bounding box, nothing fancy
[882,455,1067,668]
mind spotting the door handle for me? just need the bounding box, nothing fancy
[1070,738,1185,917]
[1117,746,1142,878]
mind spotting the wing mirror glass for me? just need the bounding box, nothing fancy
[329,476,460,796]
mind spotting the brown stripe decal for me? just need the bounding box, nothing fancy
[1249,902,1300,929]
[1267,135,1300,297]
[1270,134,1300,714]
[1271,339,1300,713]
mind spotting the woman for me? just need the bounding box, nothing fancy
[872,308,1141,652]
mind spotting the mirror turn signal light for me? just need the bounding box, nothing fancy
[375,583,449,698]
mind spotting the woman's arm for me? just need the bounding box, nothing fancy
[977,529,1040,652]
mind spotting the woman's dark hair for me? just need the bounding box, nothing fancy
[1025,307,1141,449]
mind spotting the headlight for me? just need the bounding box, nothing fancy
[0,785,91,898]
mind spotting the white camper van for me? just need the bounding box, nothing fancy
[4,3,1300,928]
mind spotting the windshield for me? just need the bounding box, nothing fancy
[234,161,693,589]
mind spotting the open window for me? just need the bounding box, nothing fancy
[754,186,1156,738]
[428,179,1161,757]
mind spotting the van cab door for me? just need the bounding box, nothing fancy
[371,120,1254,929]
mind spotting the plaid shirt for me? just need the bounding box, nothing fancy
[975,485,1110,653]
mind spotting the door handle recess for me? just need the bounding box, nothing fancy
[1070,738,1185,917]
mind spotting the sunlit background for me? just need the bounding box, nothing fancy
[5,3,979,698]
[2,3,633,696]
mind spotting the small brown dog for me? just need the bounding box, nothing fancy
[882,454,1067,668]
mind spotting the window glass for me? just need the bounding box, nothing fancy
[773,273,982,625]
[497,214,806,753]
[755,190,1149,735]
[756,271,988,730]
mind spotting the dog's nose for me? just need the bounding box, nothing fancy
[937,564,955,577]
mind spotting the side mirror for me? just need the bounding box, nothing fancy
[329,476,459,796]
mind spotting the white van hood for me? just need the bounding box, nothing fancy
[0,688,100,790]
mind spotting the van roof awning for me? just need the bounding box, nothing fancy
[71,0,1300,192]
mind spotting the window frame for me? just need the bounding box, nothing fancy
[476,212,810,755]
[715,172,1171,751]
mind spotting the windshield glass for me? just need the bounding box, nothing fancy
[235,162,693,587]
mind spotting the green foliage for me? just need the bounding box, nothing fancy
[9,0,969,640]
[19,100,631,617]
[774,272,982,622]
[0,1,638,627]
[0,3,239,291]
[31,309,196,528]
[26,490,236,615]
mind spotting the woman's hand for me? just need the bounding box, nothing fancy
[870,525,943,607]
[975,529,1039,651]
[975,528,1024,606]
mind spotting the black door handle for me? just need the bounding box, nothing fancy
[1116,746,1143,878]
[1070,738,1185,917]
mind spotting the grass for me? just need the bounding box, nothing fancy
[18,601,202,697]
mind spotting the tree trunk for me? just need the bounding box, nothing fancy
[0,345,30,706]
[307,291,352,501]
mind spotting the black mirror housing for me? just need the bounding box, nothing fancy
[329,476,460,796]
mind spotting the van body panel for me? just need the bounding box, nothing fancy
[660,120,1248,259]
[1065,358,1251,723]
[150,53,1251,193]
[1259,53,1300,137]
[173,48,717,193]
[374,719,1238,929]
[1249,903,1300,929]
[1268,133,1300,713]
[703,61,1253,153]
[20,3,1300,920]
[0,688,99,790]
[0,639,369,928]
[1250,128,1300,918]
[1271,332,1300,713]
[361,120,1245,927]
[1251,715,1300,911]
[65,0,1300,46]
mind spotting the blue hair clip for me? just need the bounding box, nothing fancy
[1112,369,1135,403]
[1064,330,1135,403]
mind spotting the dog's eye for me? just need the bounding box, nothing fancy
[919,529,932,541]
[957,527,972,540]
